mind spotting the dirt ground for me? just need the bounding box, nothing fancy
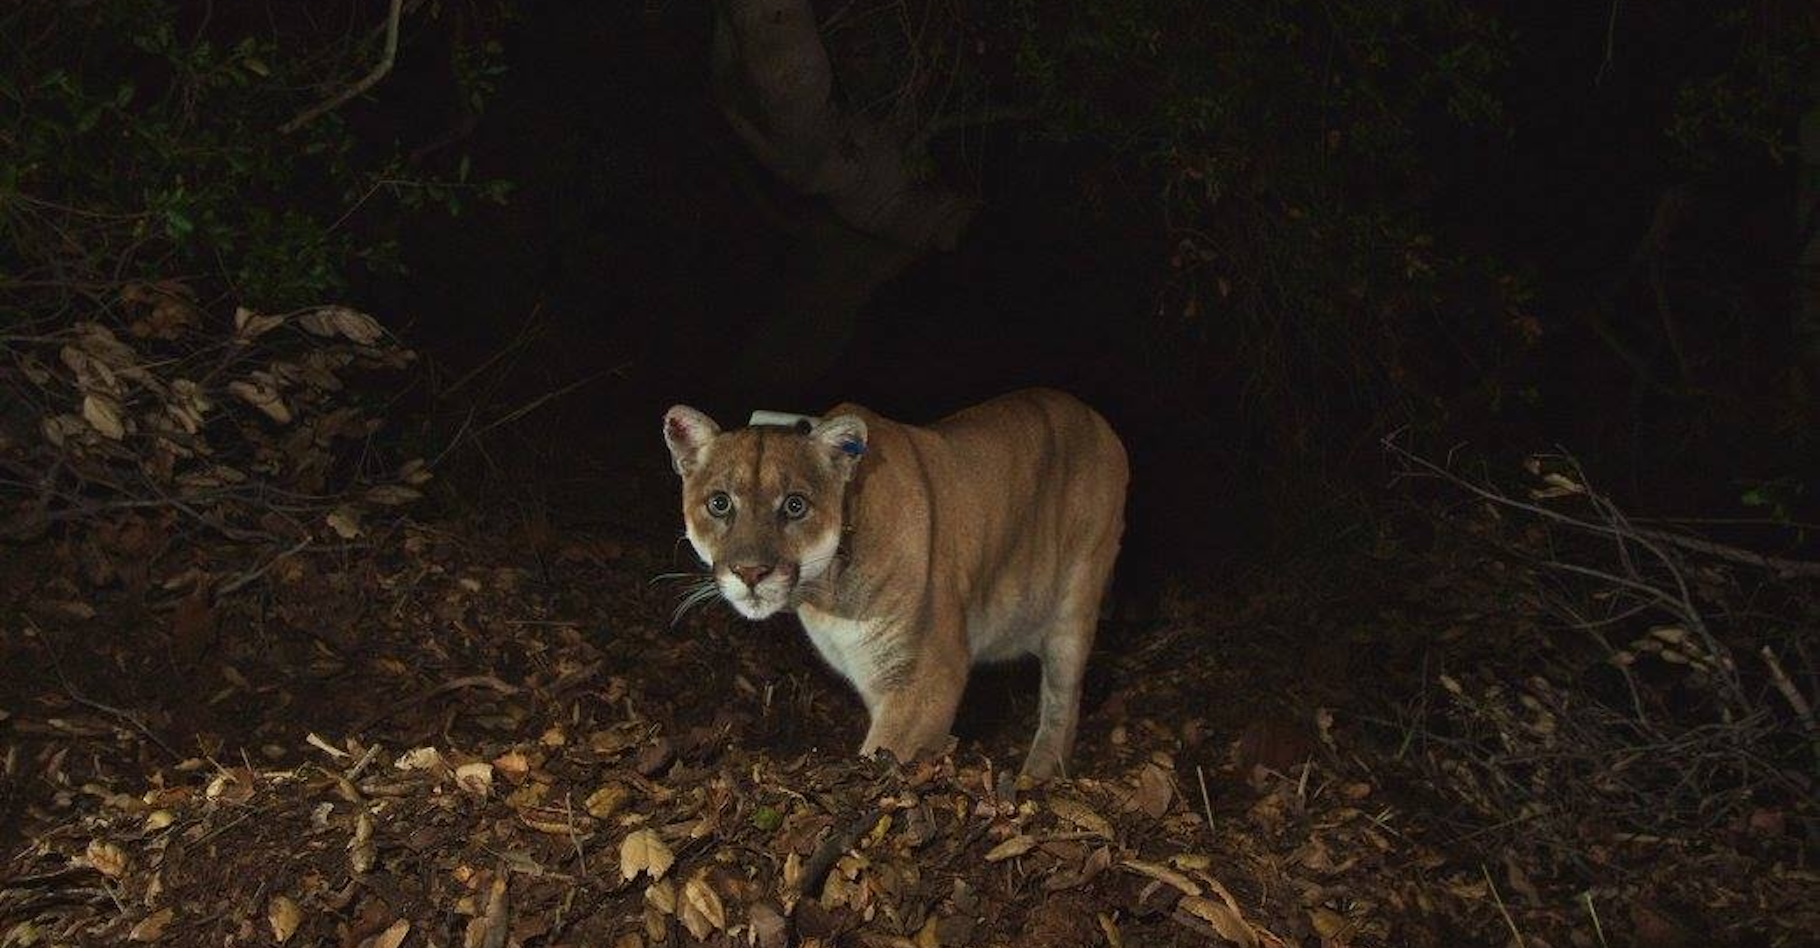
[1,458,1815,948]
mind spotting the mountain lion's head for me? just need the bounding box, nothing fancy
[662,406,868,620]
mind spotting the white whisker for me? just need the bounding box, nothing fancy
[669,577,724,626]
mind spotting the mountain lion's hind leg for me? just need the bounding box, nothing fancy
[1023,551,1117,779]
[1023,613,1094,779]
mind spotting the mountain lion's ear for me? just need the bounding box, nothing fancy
[809,414,867,479]
[663,405,720,476]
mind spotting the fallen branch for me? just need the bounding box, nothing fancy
[1760,645,1818,740]
[352,674,521,735]
[796,805,883,900]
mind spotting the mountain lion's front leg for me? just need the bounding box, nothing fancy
[858,622,969,766]
[860,677,965,765]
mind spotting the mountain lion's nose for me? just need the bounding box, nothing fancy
[731,564,773,589]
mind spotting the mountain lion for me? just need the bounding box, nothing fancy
[662,388,1128,778]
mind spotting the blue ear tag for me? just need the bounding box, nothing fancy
[839,439,865,458]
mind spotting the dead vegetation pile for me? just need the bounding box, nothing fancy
[1,282,427,560]
[1363,441,1820,945]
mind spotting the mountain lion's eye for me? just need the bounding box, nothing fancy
[780,493,809,520]
[706,492,733,518]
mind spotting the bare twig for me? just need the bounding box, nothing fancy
[215,535,314,599]
[37,627,183,761]
[1582,891,1610,948]
[1195,764,1216,831]
[1382,436,1820,579]
[1482,863,1526,946]
[466,367,623,440]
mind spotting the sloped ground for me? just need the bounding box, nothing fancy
[0,502,1814,947]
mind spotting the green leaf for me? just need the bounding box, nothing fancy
[162,207,194,239]
[750,806,783,831]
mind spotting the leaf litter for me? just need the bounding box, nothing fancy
[1,482,1815,946]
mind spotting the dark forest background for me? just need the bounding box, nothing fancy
[5,0,1814,569]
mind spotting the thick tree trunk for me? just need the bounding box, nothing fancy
[708,0,980,397]
[710,0,977,251]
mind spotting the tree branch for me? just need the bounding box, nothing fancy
[279,0,406,135]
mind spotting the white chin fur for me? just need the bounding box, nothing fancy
[731,597,783,620]
[719,575,790,620]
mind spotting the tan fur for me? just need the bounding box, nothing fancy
[663,388,1128,778]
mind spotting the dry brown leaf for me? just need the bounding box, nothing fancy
[234,308,287,340]
[645,878,677,914]
[1049,795,1115,839]
[1308,907,1354,941]
[364,484,422,506]
[519,803,589,835]
[227,379,291,424]
[586,782,631,820]
[1097,912,1124,948]
[332,307,385,345]
[349,810,376,874]
[81,393,127,439]
[493,749,532,779]
[782,850,804,894]
[86,839,129,878]
[300,306,385,345]
[464,871,509,948]
[394,746,445,771]
[369,919,410,948]
[128,908,174,942]
[680,873,727,940]
[455,762,494,797]
[1120,859,1202,896]
[620,828,674,881]
[40,413,85,448]
[267,895,302,944]
[1044,842,1114,892]
[750,902,789,948]
[1179,896,1256,948]
[984,833,1036,862]
[1134,763,1175,818]
[76,322,137,367]
[326,506,363,539]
